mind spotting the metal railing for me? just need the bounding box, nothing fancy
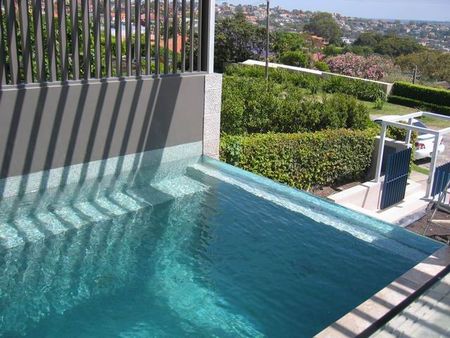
[0,0,210,85]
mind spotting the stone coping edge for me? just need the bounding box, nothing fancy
[315,245,450,338]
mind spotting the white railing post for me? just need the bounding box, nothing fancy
[426,133,441,199]
[375,122,387,183]
[405,118,413,146]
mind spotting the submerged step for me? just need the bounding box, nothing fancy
[0,175,207,251]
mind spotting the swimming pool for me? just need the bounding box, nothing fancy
[0,155,442,337]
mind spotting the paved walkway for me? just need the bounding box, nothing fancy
[373,272,450,337]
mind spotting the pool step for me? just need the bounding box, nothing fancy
[0,176,207,250]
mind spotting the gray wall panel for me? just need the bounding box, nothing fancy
[0,75,206,179]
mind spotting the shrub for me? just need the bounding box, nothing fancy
[314,61,330,71]
[220,129,377,190]
[224,64,386,102]
[221,76,371,134]
[224,64,321,91]
[326,53,394,81]
[322,76,386,102]
[391,82,450,108]
[279,51,309,68]
[373,98,385,110]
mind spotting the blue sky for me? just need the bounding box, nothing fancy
[219,0,450,22]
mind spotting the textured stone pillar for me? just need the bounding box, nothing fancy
[203,73,223,159]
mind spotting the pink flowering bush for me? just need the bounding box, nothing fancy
[326,53,394,81]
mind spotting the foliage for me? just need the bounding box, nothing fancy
[373,98,385,110]
[279,51,309,68]
[353,32,424,57]
[220,129,377,190]
[214,12,266,73]
[388,96,450,116]
[324,44,375,57]
[354,32,384,48]
[323,45,343,57]
[326,53,394,81]
[395,51,450,82]
[321,76,386,102]
[391,81,450,107]
[346,45,375,56]
[272,32,305,58]
[304,12,342,44]
[314,61,330,71]
[224,64,386,102]
[221,76,371,135]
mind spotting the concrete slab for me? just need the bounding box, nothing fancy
[329,174,430,226]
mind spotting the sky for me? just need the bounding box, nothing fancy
[219,0,450,22]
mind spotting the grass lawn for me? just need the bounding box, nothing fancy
[362,100,450,129]
[411,163,430,176]
[361,100,417,117]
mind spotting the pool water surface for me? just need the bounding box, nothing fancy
[0,156,442,337]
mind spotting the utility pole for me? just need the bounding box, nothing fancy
[265,0,270,81]
[412,65,418,84]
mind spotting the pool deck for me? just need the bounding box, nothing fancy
[315,245,450,338]
[372,272,450,337]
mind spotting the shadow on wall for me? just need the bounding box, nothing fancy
[0,75,206,194]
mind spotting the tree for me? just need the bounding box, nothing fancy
[304,12,342,44]
[353,33,423,57]
[279,51,309,68]
[374,35,423,57]
[214,12,266,73]
[354,32,383,48]
[272,32,304,58]
[396,51,450,82]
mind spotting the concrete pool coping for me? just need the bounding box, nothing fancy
[315,245,450,338]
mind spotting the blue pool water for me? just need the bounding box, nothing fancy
[0,156,442,337]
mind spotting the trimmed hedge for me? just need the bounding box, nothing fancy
[222,76,371,135]
[220,129,377,190]
[388,95,450,116]
[391,81,450,108]
[225,64,386,101]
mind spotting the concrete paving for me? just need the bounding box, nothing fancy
[329,172,430,226]
[373,272,450,338]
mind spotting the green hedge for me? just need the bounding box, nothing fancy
[220,129,377,190]
[391,81,450,108]
[388,95,450,116]
[222,76,371,134]
[321,76,385,102]
[225,64,386,101]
